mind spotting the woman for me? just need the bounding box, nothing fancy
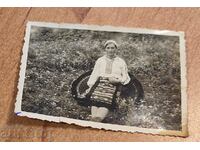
[85,40,130,122]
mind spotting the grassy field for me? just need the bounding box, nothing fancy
[21,26,181,130]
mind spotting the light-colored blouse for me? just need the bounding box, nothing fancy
[87,55,130,87]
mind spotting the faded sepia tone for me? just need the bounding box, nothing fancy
[2,8,200,141]
[15,22,186,136]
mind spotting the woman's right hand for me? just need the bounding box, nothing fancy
[80,87,91,98]
[85,87,91,94]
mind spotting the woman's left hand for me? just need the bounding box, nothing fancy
[109,77,121,84]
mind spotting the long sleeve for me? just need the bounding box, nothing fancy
[87,59,100,87]
[120,60,130,85]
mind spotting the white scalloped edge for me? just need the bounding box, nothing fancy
[15,21,188,137]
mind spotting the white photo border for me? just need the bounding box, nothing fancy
[15,21,188,137]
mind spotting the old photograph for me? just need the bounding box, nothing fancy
[15,22,187,136]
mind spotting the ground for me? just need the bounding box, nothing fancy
[21,26,181,130]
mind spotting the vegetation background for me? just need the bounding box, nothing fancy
[21,26,181,130]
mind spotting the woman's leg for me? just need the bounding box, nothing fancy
[91,106,109,122]
[91,106,102,122]
[97,107,109,121]
[91,106,98,118]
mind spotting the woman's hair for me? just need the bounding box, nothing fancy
[104,40,118,49]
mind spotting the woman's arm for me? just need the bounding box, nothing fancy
[120,60,130,85]
[108,59,130,85]
[87,59,101,88]
[80,59,101,97]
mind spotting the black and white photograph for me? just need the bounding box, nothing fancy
[15,22,187,136]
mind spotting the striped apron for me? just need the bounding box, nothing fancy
[88,56,120,109]
[89,77,118,110]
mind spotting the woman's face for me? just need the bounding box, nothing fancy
[105,43,117,58]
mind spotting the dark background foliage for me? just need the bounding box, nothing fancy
[22,26,181,130]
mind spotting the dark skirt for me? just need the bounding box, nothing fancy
[88,77,119,110]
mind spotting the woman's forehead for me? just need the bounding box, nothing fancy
[106,43,116,47]
[104,40,118,48]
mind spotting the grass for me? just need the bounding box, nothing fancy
[21,26,181,130]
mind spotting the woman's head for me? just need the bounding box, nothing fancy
[104,40,118,58]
